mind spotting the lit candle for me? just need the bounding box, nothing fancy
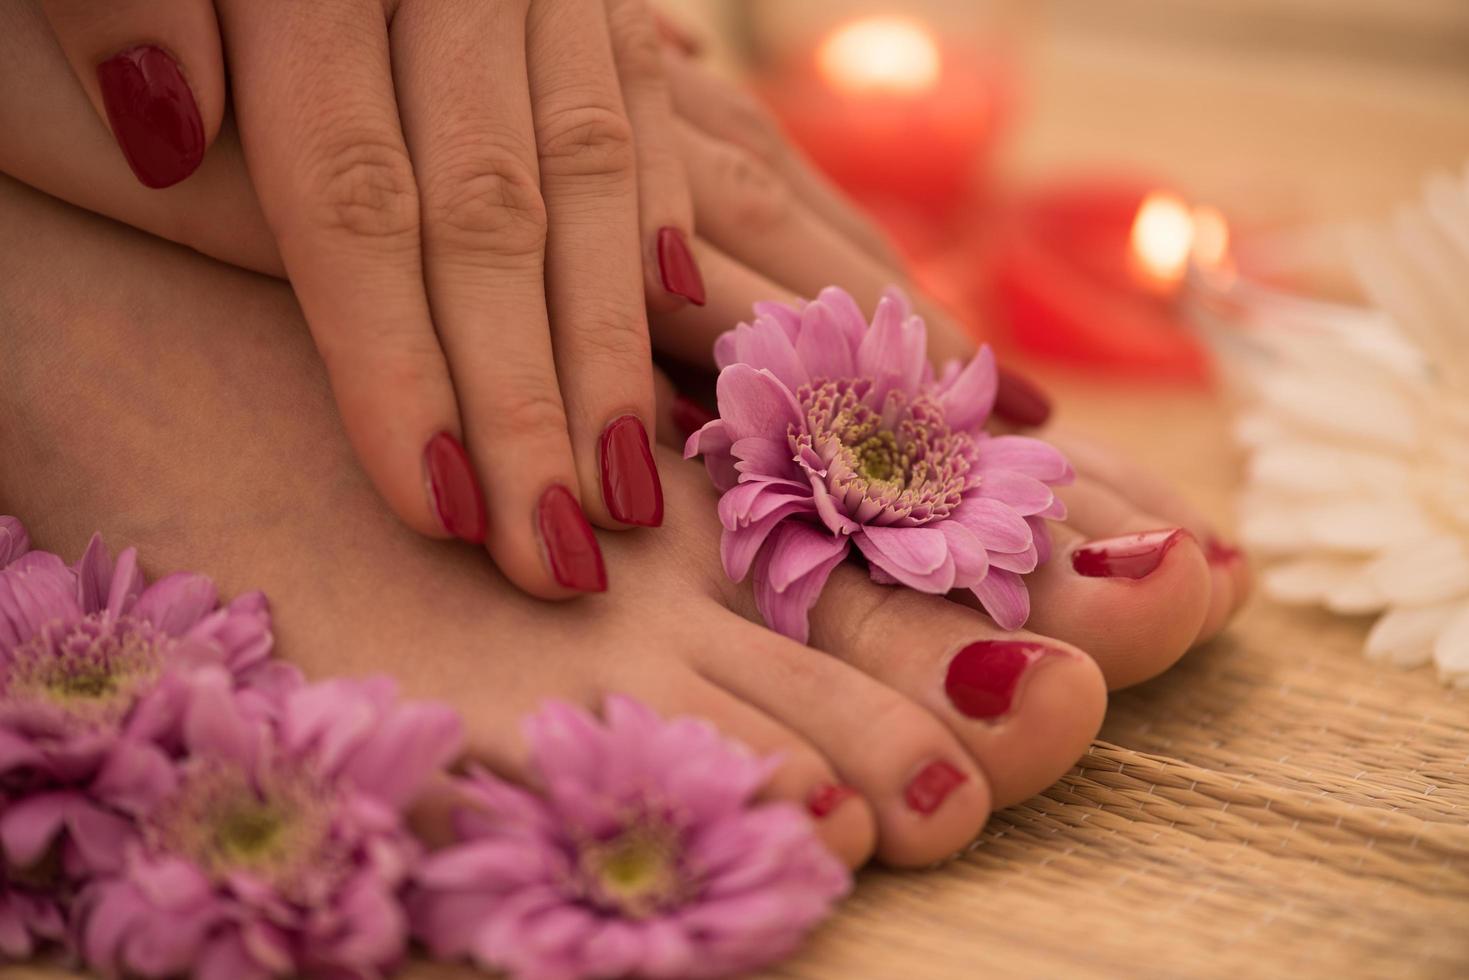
[986,180,1228,380]
[760,16,1008,215]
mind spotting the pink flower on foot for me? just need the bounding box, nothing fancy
[684,288,1074,641]
[411,696,851,980]
[1,526,279,881]
[76,671,463,979]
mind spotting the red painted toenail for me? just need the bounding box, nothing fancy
[945,641,1061,721]
[806,783,859,819]
[904,761,968,815]
[1071,528,1191,580]
[1204,536,1243,566]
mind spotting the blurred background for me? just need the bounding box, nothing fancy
[660,0,1469,383]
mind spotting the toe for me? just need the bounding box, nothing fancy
[1024,478,1215,688]
[807,566,1107,810]
[692,613,993,867]
[625,660,877,869]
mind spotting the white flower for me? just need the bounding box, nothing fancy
[1211,165,1469,687]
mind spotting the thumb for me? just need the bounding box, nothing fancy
[40,0,225,189]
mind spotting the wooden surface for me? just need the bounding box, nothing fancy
[9,6,1469,980]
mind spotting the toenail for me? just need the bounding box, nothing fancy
[1071,528,1191,580]
[903,761,968,815]
[806,783,860,819]
[944,641,1065,722]
[1204,535,1243,566]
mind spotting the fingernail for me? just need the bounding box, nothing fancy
[423,433,487,544]
[806,783,859,819]
[656,228,707,306]
[944,640,1064,722]
[904,761,968,815]
[993,366,1053,428]
[96,45,204,189]
[671,395,716,439]
[1072,528,1191,580]
[1205,535,1243,566]
[600,416,664,527]
[536,485,607,593]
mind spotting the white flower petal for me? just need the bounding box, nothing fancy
[1238,506,1316,555]
[1262,557,1366,605]
[1258,370,1421,452]
[1365,602,1462,668]
[1432,604,1469,688]
[1363,538,1469,607]
[1304,499,1437,553]
[1248,443,1411,496]
[1324,575,1389,614]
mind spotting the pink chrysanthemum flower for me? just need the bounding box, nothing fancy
[78,670,463,979]
[411,696,851,980]
[1,525,276,881]
[684,287,1074,640]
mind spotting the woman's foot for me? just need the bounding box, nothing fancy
[0,176,1239,869]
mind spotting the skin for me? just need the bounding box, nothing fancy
[0,174,1244,869]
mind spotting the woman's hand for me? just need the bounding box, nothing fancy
[29,0,703,598]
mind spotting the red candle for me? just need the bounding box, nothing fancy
[760,17,1009,215]
[984,179,1223,381]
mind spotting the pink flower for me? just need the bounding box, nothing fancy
[77,671,463,979]
[411,696,850,980]
[1,526,277,881]
[685,287,1073,640]
[0,516,28,570]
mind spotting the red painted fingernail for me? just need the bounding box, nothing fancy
[600,416,664,527]
[806,783,859,819]
[536,485,607,593]
[96,45,204,189]
[656,228,707,306]
[671,395,716,439]
[423,433,487,544]
[1072,528,1191,580]
[944,641,1063,722]
[1205,536,1243,566]
[904,761,968,815]
[993,366,1053,428]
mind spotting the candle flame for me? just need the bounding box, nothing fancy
[1131,191,1194,285]
[816,17,942,95]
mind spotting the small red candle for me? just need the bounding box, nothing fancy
[985,179,1224,381]
[761,17,1009,215]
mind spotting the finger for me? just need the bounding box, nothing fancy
[661,48,900,270]
[527,0,663,530]
[606,0,704,311]
[646,236,799,367]
[39,0,223,189]
[216,0,473,542]
[0,2,276,271]
[673,119,974,364]
[391,0,605,597]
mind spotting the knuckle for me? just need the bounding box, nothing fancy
[423,152,548,259]
[491,384,569,439]
[609,1,664,86]
[565,312,650,367]
[302,134,421,244]
[537,104,636,181]
[721,89,786,165]
[713,144,789,232]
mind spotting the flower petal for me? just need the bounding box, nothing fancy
[715,365,803,444]
[936,346,998,431]
[753,526,850,643]
[732,316,809,392]
[970,569,1031,630]
[795,301,856,380]
[133,573,219,637]
[1433,604,1469,689]
[975,435,1075,483]
[951,497,1033,553]
[1365,602,1461,668]
[855,526,956,593]
[977,471,1055,516]
[720,501,812,583]
[0,516,29,569]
